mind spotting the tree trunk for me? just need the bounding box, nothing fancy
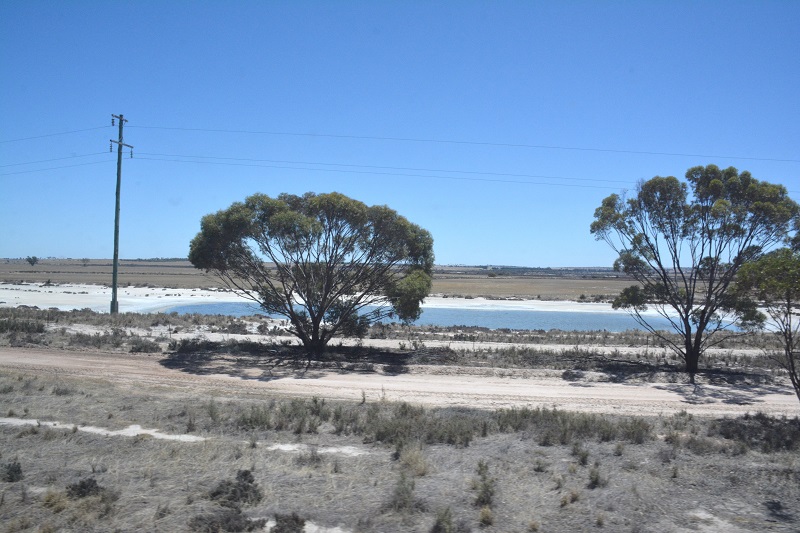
[685,346,700,384]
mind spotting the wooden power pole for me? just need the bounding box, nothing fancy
[109,114,133,314]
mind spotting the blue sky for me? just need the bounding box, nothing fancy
[1,1,798,267]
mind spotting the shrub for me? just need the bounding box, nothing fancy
[43,490,68,512]
[209,470,262,508]
[189,509,266,532]
[2,460,23,482]
[709,413,800,453]
[222,321,249,335]
[478,505,493,526]
[430,507,454,533]
[0,318,45,334]
[271,513,306,533]
[237,404,272,430]
[572,443,589,465]
[171,337,220,353]
[620,418,654,444]
[386,471,425,512]
[473,460,495,508]
[400,443,429,477]
[588,466,608,489]
[52,385,73,396]
[129,337,162,353]
[66,477,103,498]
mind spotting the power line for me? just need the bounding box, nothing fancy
[136,151,634,186]
[0,152,111,168]
[135,155,628,190]
[0,126,109,144]
[136,152,800,195]
[0,159,113,177]
[130,125,800,164]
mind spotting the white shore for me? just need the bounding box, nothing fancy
[0,282,250,314]
[0,281,657,317]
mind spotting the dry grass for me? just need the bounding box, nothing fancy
[431,275,635,300]
[1,367,798,532]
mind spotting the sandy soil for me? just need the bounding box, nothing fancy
[1,347,796,418]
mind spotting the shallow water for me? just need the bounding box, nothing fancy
[165,301,675,332]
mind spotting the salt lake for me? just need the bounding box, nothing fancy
[164,300,675,332]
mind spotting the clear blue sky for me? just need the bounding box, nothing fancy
[1,1,798,267]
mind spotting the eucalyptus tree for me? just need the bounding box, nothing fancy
[591,165,798,382]
[189,192,434,355]
[736,248,800,403]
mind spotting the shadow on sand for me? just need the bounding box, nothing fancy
[558,354,792,406]
[159,340,421,382]
[653,380,792,406]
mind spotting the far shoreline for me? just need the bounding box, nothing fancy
[0,281,653,318]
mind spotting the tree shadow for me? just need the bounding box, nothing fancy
[560,355,680,384]
[159,339,415,381]
[764,500,794,522]
[652,380,792,406]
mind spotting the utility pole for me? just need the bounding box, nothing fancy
[109,114,133,314]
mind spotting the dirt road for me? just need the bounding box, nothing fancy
[1,347,797,417]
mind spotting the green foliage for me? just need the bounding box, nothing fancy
[736,248,800,403]
[189,191,434,354]
[25,256,39,267]
[591,165,799,380]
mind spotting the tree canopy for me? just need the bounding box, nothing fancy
[189,192,434,354]
[590,164,799,382]
[736,248,800,403]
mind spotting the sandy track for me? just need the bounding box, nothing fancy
[1,347,797,417]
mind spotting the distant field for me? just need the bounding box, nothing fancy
[0,259,636,300]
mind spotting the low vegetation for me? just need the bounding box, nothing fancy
[0,366,798,532]
[1,306,799,531]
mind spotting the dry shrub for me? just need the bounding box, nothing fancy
[2,460,23,482]
[271,513,306,533]
[709,412,800,453]
[400,442,429,477]
[188,508,266,532]
[208,470,262,508]
[43,490,68,513]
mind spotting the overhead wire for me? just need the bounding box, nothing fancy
[1,122,795,193]
[0,126,109,144]
[130,125,800,164]
[0,152,112,168]
[134,154,630,190]
[0,159,114,177]
[136,151,635,186]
